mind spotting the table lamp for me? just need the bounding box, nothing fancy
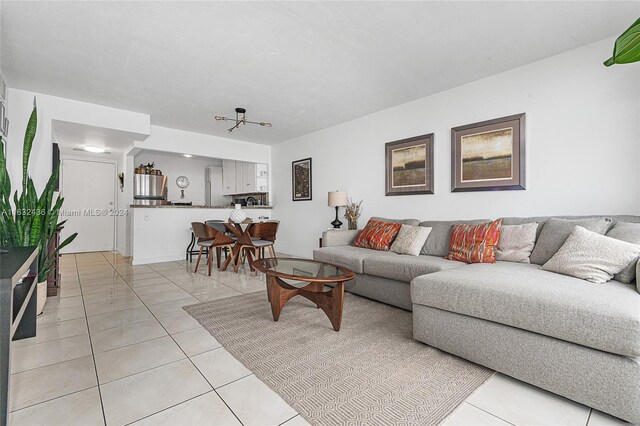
[328,191,348,229]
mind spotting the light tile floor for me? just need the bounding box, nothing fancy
[7,251,629,426]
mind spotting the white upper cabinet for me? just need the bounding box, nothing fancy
[222,160,269,195]
[222,159,236,195]
[242,162,257,193]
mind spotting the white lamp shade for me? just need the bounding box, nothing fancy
[328,191,348,207]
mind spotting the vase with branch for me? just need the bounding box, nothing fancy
[344,199,363,230]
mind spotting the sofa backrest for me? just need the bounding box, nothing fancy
[419,219,490,257]
[416,215,640,259]
[371,217,420,226]
[501,215,640,240]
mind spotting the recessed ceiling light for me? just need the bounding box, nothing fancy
[183,154,193,158]
[83,146,105,153]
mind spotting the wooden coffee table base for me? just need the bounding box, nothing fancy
[267,276,345,331]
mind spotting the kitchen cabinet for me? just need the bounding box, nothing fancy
[241,162,257,193]
[222,160,236,195]
[222,160,269,195]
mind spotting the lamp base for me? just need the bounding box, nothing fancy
[331,206,343,229]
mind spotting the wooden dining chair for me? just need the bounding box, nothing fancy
[239,221,279,271]
[205,220,232,266]
[191,222,235,275]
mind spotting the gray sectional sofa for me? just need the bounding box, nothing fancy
[313,215,640,423]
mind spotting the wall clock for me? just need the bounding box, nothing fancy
[176,176,190,189]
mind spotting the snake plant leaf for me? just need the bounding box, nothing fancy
[22,101,37,189]
[604,17,640,66]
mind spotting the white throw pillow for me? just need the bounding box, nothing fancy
[495,223,538,263]
[390,225,432,256]
[541,226,640,284]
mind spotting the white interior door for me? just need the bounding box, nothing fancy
[61,159,116,253]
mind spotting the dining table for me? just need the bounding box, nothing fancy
[224,221,255,272]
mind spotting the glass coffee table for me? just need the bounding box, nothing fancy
[250,258,355,331]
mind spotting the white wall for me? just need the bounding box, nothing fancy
[5,88,150,194]
[271,38,640,258]
[133,151,223,205]
[116,150,134,256]
[137,125,271,165]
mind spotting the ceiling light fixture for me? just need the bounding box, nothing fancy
[183,154,193,158]
[214,108,272,133]
[83,146,105,153]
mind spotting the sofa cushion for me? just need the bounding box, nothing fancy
[364,254,465,283]
[390,225,432,256]
[445,219,502,264]
[606,222,640,283]
[410,262,640,356]
[495,223,538,263]
[500,215,640,242]
[541,226,640,284]
[419,219,490,257]
[353,220,402,251]
[312,246,397,274]
[371,217,420,226]
[529,217,612,265]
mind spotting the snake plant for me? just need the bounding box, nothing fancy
[604,17,640,66]
[0,99,77,282]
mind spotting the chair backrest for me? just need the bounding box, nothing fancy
[191,222,210,240]
[250,221,279,242]
[205,221,228,234]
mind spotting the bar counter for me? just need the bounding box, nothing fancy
[130,204,272,209]
[131,206,274,265]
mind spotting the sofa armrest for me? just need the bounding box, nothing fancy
[322,230,361,247]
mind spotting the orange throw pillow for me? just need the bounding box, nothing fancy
[353,220,402,251]
[445,219,503,263]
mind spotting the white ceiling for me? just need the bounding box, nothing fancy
[53,120,142,158]
[2,1,638,145]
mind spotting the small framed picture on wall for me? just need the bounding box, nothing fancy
[292,157,312,201]
[451,113,525,192]
[385,133,434,196]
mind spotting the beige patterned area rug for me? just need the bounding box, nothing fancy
[184,291,492,426]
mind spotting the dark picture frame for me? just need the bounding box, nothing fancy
[451,113,525,192]
[292,157,312,201]
[385,133,434,196]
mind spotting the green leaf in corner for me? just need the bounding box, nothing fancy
[604,17,640,66]
[22,100,37,189]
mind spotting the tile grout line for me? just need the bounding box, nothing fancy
[465,401,517,425]
[278,414,300,425]
[586,408,593,426]
[84,252,109,426]
[121,390,216,426]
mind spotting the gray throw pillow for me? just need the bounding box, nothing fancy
[541,226,640,284]
[605,222,640,283]
[496,223,538,263]
[419,219,490,257]
[529,217,612,265]
[390,225,432,256]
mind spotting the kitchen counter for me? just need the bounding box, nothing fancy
[130,206,274,264]
[130,204,272,209]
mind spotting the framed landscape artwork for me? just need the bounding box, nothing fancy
[385,133,434,196]
[451,113,525,192]
[292,157,312,201]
